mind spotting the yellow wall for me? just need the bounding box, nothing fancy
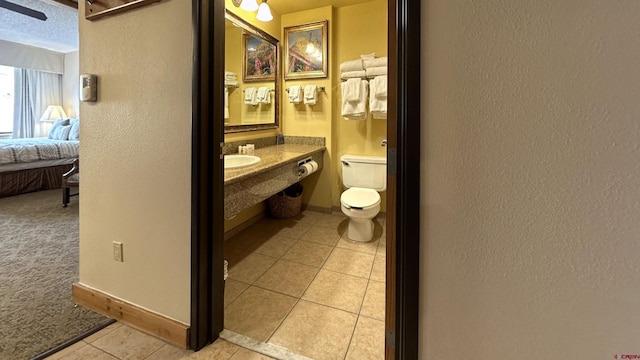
[78,0,192,324]
[333,0,388,210]
[281,6,334,209]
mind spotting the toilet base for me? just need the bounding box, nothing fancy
[346,217,375,242]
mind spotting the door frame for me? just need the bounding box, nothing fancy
[190,0,421,356]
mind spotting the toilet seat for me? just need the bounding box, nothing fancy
[341,187,381,210]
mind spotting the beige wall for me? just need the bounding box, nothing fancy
[421,0,640,358]
[78,0,192,324]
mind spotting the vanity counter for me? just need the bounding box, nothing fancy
[224,143,325,185]
[224,143,325,218]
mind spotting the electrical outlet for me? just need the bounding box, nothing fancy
[113,242,123,262]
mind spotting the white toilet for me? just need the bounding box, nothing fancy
[340,154,387,242]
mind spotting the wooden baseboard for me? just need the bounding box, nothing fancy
[72,283,189,349]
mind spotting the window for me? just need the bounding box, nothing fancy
[0,65,15,134]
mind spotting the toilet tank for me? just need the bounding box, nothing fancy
[341,154,387,191]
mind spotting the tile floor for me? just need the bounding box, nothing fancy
[44,321,273,360]
[45,210,385,360]
[224,210,386,360]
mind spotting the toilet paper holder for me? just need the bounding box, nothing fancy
[297,157,313,166]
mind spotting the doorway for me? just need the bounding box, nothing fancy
[190,0,420,358]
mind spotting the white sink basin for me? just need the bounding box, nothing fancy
[224,154,261,169]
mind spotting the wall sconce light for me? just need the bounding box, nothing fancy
[256,0,273,22]
[40,105,67,122]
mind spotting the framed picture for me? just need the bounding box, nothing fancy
[243,33,277,82]
[284,20,328,80]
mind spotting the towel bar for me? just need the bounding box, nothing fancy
[286,86,325,93]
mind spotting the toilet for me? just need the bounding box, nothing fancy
[340,154,387,242]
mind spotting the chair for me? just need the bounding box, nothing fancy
[62,159,79,207]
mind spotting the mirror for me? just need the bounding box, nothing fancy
[224,10,280,133]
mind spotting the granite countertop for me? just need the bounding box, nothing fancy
[224,143,325,185]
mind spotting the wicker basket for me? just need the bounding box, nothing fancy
[268,184,303,219]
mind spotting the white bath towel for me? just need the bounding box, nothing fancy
[342,78,361,102]
[256,86,271,104]
[365,66,387,77]
[304,85,318,105]
[224,87,229,119]
[225,79,238,87]
[361,52,376,60]
[369,76,387,119]
[339,59,364,72]
[340,70,366,80]
[244,87,258,105]
[225,71,237,80]
[288,85,302,103]
[341,79,368,120]
[363,57,388,69]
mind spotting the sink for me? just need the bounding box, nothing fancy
[224,155,261,169]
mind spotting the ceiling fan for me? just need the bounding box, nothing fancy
[0,0,47,21]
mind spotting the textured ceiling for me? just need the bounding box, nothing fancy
[0,0,78,53]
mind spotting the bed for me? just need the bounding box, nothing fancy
[0,137,79,198]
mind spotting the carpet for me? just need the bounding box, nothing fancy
[0,190,112,360]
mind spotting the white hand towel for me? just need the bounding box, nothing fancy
[224,87,229,119]
[256,87,271,104]
[303,85,318,105]
[343,78,361,102]
[225,79,238,87]
[372,75,387,98]
[365,66,387,77]
[363,57,387,69]
[369,77,387,119]
[288,85,302,103]
[360,52,376,60]
[339,59,364,72]
[341,79,368,120]
[244,87,258,105]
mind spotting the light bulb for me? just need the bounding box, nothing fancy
[256,0,273,22]
[240,0,258,12]
[306,43,315,54]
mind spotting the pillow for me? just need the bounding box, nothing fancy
[50,124,72,140]
[48,118,70,139]
[68,118,79,141]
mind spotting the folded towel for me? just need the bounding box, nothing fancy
[369,77,386,119]
[225,80,238,87]
[244,87,258,105]
[224,87,229,119]
[371,75,387,98]
[340,70,366,80]
[340,59,364,72]
[363,57,387,69]
[365,66,387,77]
[341,79,368,120]
[343,78,361,102]
[288,85,302,103]
[361,52,376,60]
[256,86,271,104]
[304,85,318,105]
[225,71,237,79]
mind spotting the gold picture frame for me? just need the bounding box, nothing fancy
[243,33,277,82]
[284,20,328,80]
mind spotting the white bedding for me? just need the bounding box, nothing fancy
[0,138,79,166]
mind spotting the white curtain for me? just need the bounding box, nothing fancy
[12,69,62,138]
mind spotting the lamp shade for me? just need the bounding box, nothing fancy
[40,105,67,122]
[256,0,272,22]
[240,0,259,12]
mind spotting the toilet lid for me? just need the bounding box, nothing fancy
[341,188,380,209]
